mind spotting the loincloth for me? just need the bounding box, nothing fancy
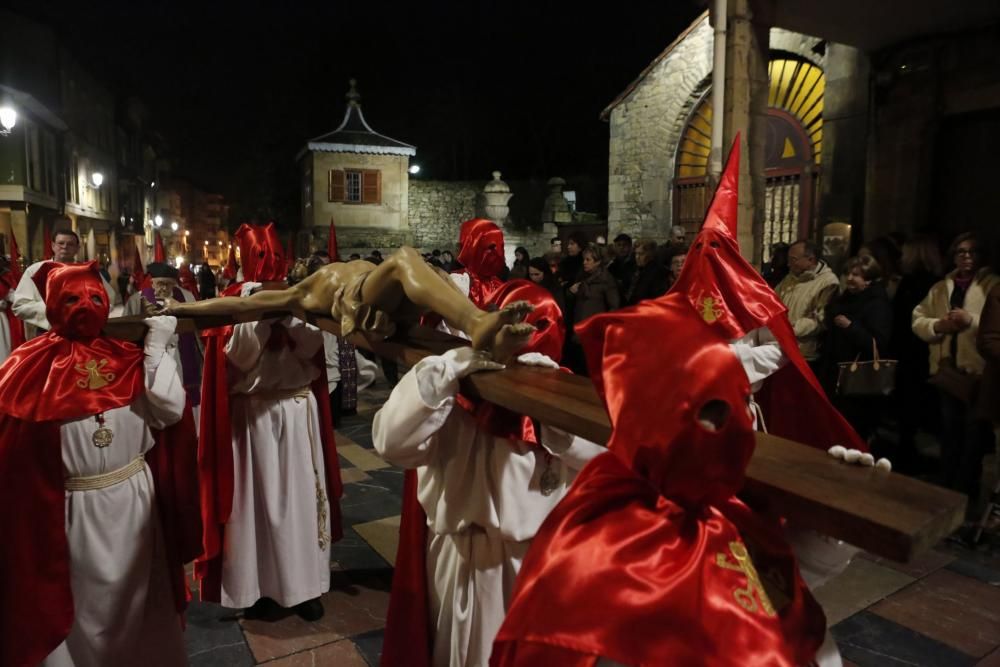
[332,269,396,339]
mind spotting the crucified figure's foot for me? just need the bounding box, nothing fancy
[492,322,536,365]
[468,300,534,352]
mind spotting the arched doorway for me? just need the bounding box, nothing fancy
[674,58,824,261]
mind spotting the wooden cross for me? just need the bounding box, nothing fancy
[105,312,966,563]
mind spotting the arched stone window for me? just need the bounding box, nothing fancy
[674,58,824,260]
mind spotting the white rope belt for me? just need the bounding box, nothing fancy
[65,455,145,492]
[240,386,312,402]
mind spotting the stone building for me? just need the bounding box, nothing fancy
[605,2,1000,263]
[298,80,416,253]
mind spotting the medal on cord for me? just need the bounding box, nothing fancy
[92,413,113,448]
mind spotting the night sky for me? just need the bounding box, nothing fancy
[10,1,703,224]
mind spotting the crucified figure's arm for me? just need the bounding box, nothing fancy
[162,247,534,361]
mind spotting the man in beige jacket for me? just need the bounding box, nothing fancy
[775,240,840,368]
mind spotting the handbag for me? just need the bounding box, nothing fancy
[928,356,979,403]
[836,340,897,397]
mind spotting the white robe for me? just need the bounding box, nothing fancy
[220,317,332,609]
[372,355,605,667]
[13,261,115,339]
[43,328,188,667]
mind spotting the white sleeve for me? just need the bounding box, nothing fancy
[357,351,378,390]
[372,355,459,469]
[323,331,341,391]
[539,424,606,472]
[11,265,49,330]
[123,292,144,317]
[283,317,325,359]
[141,322,186,428]
[224,320,272,372]
[731,327,788,388]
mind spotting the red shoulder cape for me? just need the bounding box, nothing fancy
[195,306,343,602]
[0,338,200,667]
[490,452,826,667]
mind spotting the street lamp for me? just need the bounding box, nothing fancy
[153,215,163,228]
[90,172,104,188]
[170,221,179,231]
[184,230,190,237]
[409,164,421,175]
[0,106,16,136]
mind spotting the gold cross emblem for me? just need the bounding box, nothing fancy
[74,359,116,390]
[715,541,776,617]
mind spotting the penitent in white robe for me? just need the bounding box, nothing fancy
[372,355,605,667]
[220,317,332,609]
[43,330,188,667]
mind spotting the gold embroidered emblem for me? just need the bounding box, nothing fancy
[74,359,116,390]
[698,294,725,323]
[715,541,777,617]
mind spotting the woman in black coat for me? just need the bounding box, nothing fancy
[564,243,620,376]
[528,256,567,318]
[824,255,892,442]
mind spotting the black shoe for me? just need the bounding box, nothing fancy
[294,597,325,622]
[243,597,283,621]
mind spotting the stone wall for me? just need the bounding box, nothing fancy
[407,179,479,251]
[606,13,825,244]
[607,14,713,243]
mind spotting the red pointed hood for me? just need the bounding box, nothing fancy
[668,136,787,341]
[577,292,754,505]
[665,136,866,453]
[486,280,565,363]
[154,230,166,262]
[222,242,238,280]
[233,222,287,282]
[457,218,505,279]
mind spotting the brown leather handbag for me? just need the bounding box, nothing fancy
[929,356,979,403]
[836,341,898,397]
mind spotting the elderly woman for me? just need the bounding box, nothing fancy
[823,255,892,442]
[913,232,999,503]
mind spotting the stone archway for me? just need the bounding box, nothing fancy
[673,57,824,260]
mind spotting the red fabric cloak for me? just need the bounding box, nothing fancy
[491,293,826,667]
[0,334,200,667]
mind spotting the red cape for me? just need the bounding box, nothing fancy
[194,291,343,602]
[0,340,200,667]
[492,292,825,667]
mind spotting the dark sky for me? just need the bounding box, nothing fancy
[11,1,703,222]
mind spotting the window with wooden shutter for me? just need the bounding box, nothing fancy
[329,170,345,202]
[361,169,381,204]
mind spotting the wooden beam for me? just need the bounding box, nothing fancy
[105,313,966,562]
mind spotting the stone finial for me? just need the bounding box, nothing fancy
[542,176,572,225]
[483,170,510,194]
[346,79,361,106]
[481,170,512,225]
